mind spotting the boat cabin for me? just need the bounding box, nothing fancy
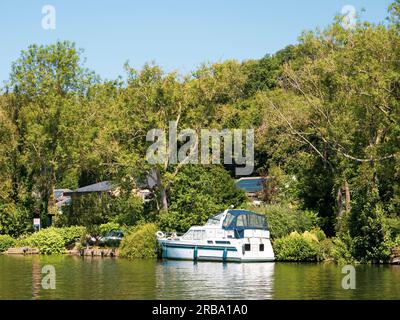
[182,209,270,241]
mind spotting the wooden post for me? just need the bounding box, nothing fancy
[345,181,351,212]
[337,187,344,217]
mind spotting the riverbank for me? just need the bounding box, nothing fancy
[1,223,400,264]
[4,246,119,258]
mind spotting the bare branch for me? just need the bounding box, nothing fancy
[266,97,328,162]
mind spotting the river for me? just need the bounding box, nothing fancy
[0,255,399,300]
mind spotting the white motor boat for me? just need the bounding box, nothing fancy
[156,208,274,262]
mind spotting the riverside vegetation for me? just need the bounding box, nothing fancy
[1,2,400,263]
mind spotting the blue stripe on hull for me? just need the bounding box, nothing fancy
[163,243,238,252]
[163,256,273,262]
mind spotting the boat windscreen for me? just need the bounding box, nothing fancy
[206,212,223,225]
[222,211,268,230]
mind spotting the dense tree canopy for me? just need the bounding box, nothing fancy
[0,3,399,262]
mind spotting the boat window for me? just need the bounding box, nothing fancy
[206,212,223,225]
[182,230,193,240]
[207,240,213,244]
[215,241,230,245]
[249,214,258,226]
[222,213,235,228]
[221,210,268,232]
[259,244,264,251]
[244,244,251,251]
[193,230,204,240]
[206,229,216,238]
[236,215,246,227]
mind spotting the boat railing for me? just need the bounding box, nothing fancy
[156,231,184,240]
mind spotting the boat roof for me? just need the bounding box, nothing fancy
[235,177,265,193]
[226,209,264,217]
[206,209,268,231]
[209,209,264,220]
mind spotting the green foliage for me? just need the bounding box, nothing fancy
[0,204,31,237]
[273,231,321,262]
[0,235,16,252]
[309,227,327,242]
[15,226,86,254]
[243,46,296,96]
[394,234,400,247]
[97,222,121,237]
[319,238,334,261]
[119,223,158,259]
[0,3,399,264]
[160,165,246,232]
[389,0,400,27]
[55,193,144,230]
[21,228,65,255]
[264,204,320,239]
[56,226,87,245]
[273,228,333,262]
[349,188,392,263]
[383,216,400,240]
[331,234,357,265]
[2,41,99,228]
[111,194,145,226]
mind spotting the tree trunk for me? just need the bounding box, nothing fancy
[337,187,344,217]
[155,167,168,212]
[344,180,351,213]
[337,180,351,217]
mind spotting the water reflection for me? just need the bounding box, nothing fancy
[31,257,41,300]
[0,255,399,300]
[155,261,275,299]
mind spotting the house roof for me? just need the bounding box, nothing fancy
[235,177,265,193]
[54,189,72,200]
[64,181,115,196]
[56,197,72,207]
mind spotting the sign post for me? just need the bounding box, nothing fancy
[33,218,41,232]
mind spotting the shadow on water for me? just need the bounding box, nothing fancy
[0,255,399,299]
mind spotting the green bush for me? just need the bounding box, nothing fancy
[98,222,121,237]
[383,216,400,240]
[0,204,31,237]
[330,234,357,265]
[273,231,320,261]
[56,226,87,245]
[0,234,16,252]
[110,194,145,225]
[348,190,392,263]
[318,238,334,261]
[20,228,66,254]
[264,204,320,239]
[161,165,246,232]
[309,227,326,242]
[394,234,400,247]
[119,223,158,259]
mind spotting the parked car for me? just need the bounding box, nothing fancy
[99,230,124,247]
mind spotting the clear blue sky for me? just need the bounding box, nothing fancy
[0,0,393,82]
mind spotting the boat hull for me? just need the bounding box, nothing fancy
[158,240,275,263]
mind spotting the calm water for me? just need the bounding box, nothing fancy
[0,255,399,300]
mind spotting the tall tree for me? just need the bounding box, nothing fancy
[6,41,97,225]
